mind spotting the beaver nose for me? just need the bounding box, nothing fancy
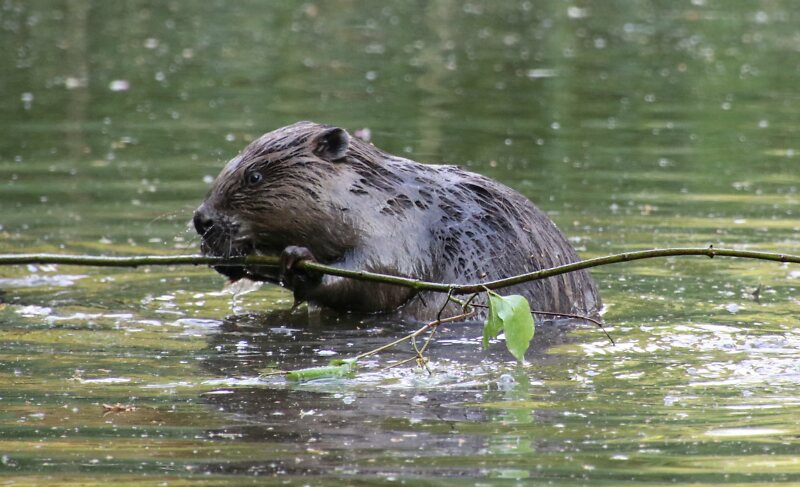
[193,205,214,236]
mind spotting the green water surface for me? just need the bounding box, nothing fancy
[2,1,800,485]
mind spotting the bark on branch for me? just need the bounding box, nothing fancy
[0,246,797,293]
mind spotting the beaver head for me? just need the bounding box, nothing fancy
[193,121,360,283]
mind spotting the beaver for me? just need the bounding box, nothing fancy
[193,121,601,321]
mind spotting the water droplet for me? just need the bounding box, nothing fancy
[526,68,557,79]
[567,6,588,19]
[725,303,741,313]
[64,77,85,90]
[20,92,33,110]
[109,80,130,92]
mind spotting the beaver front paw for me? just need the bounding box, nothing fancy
[279,245,322,306]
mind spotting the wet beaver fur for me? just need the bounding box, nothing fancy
[193,121,601,321]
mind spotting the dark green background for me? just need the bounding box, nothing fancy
[1,1,800,485]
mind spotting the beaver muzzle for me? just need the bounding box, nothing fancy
[193,204,271,282]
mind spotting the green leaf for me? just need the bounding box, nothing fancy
[482,291,535,363]
[285,358,357,382]
[483,292,508,350]
[498,295,534,363]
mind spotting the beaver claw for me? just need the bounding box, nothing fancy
[279,246,322,305]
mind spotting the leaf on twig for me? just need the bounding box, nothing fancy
[285,358,357,382]
[482,293,508,349]
[483,292,535,363]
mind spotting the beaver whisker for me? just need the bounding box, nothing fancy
[231,235,254,246]
[181,230,202,250]
[226,235,236,260]
[148,207,194,229]
[200,224,216,240]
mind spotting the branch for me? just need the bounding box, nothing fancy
[1,246,798,294]
[0,253,267,268]
[8,247,788,376]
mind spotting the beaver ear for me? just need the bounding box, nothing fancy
[312,127,350,162]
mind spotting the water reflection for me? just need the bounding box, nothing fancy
[3,0,800,484]
[195,310,586,479]
[200,308,584,377]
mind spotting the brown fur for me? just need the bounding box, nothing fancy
[194,121,601,320]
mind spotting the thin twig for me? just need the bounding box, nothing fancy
[420,291,478,358]
[353,310,474,362]
[258,370,290,377]
[394,291,477,373]
[469,301,615,345]
[417,325,440,357]
[462,292,480,311]
[437,287,455,322]
[384,356,419,370]
[529,310,615,345]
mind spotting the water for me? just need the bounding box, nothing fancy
[2,1,800,484]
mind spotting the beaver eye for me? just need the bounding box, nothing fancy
[246,171,263,186]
